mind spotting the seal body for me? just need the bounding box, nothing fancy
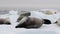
[15,16,44,29]
[0,18,11,25]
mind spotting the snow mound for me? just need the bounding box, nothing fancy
[30,11,60,24]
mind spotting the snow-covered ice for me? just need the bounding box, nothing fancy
[30,11,60,23]
[0,10,60,34]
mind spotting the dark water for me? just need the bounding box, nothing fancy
[0,10,9,15]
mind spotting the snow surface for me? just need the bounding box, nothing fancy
[0,10,60,34]
[30,11,60,24]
